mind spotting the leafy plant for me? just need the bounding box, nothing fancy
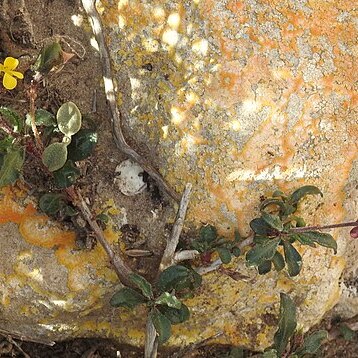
[191,225,241,264]
[261,293,328,357]
[110,266,201,343]
[246,186,337,276]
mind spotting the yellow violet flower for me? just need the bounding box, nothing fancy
[0,57,24,90]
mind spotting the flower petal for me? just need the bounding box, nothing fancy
[10,70,24,79]
[4,57,19,70]
[3,73,17,90]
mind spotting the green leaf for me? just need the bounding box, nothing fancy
[289,185,323,206]
[42,142,68,171]
[272,251,285,272]
[0,148,24,187]
[158,304,190,324]
[246,238,281,267]
[250,218,273,236]
[295,330,328,356]
[291,215,306,228]
[273,293,297,355]
[53,160,80,188]
[234,230,242,242]
[200,225,217,243]
[217,247,232,264]
[262,212,283,231]
[150,308,172,344]
[57,102,82,136]
[0,136,14,153]
[297,231,337,254]
[262,349,279,358]
[62,205,78,217]
[338,324,356,341]
[129,273,153,300]
[232,247,241,257]
[26,109,56,127]
[39,193,65,215]
[289,233,316,248]
[67,128,98,161]
[33,42,63,74]
[258,260,272,275]
[110,287,147,309]
[260,198,287,213]
[158,265,202,293]
[155,292,182,309]
[283,241,302,277]
[0,106,22,133]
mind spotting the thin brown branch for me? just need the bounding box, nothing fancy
[289,220,358,233]
[0,328,55,346]
[145,183,192,358]
[0,115,19,137]
[144,317,158,358]
[69,188,134,287]
[4,335,31,358]
[27,82,43,151]
[80,0,179,202]
[159,183,192,271]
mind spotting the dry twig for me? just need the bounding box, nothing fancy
[146,183,193,358]
[69,188,134,287]
[159,183,192,271]
[80,0,179,202]
[0,328,55,346]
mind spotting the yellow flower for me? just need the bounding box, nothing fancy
[0,57,24,90]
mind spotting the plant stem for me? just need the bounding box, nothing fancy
[81,0,179,202]
[69,188,134,287]
[28,81,43,151]
[289,220,358,233]
[159,183,192,271]
[0,115,18,137]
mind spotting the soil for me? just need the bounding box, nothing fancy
[0,0,357,357]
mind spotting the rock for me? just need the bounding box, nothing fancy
[114,160,146,196]
[0,0,357,351]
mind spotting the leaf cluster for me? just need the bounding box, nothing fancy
[191,225,241,264]
[110,265,202,344]
[262,293,328,357]
[0,107,24,187]
[246,186,337,276]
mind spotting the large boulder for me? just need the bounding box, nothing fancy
[0,0,356,351]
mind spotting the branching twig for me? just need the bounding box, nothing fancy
[146,183,192,358]
[80,0,179,202]
[68,188,134,287]
[159,183,192,271]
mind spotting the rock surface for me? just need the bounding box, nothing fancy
[0,0,357,351]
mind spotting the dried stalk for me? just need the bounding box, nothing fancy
[159,183,192,271]
[80,0,179,202]
[146,183,192,358]
[0,328,55,346]
[70,188,134,287]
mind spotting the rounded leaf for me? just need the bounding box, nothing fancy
[57,102,82,136]
[42,142,68,171]
[39,193,65,215]
[53,160,80,188]
[150,308,172,344]
[158,304,190,324]
[110,287,147,309]
[67,129,98,161]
